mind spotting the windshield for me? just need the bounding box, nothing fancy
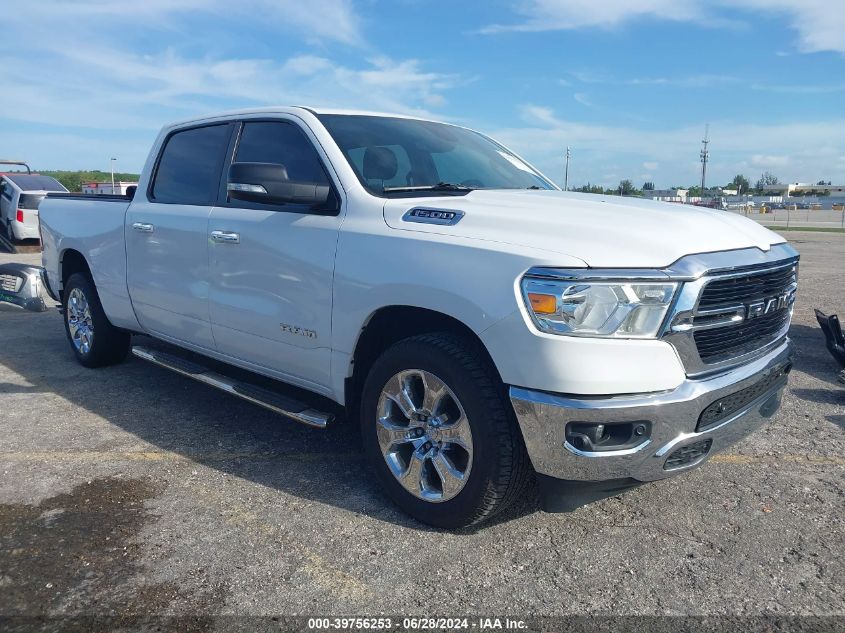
[18,193,46,209]
[317,114,555,196]
[3,174,67,192]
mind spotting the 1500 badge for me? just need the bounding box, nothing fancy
[280,323,317,339]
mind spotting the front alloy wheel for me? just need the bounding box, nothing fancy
[360,332,531,529]
[377,369,473,502]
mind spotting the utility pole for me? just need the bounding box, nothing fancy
[699,125,709,195]
[564,146,571,191]
[110,157,117,194]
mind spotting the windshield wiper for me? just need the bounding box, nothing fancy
[382,182,475,193]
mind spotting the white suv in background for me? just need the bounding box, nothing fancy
[0,173,68,242]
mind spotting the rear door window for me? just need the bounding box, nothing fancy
[152,124,231,205]
[18,194,46,209]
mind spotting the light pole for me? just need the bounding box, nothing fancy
[110,157,117,194]
[564,146,571,191]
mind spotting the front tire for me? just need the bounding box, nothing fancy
[62,273,130,368]
[360,332,531,529]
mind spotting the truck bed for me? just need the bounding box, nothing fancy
[39,193,137,330]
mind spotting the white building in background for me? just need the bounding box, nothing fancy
[758,183,845,196]
[81,181,137,195]
[647,188,689,202]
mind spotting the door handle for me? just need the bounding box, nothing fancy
[132,222,154,233]
[210,230,240,244]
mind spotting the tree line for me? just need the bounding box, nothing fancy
[571,172,834,197]
[40,170,140,192]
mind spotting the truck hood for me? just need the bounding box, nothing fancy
[383,189,786,268]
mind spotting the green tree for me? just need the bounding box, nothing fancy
[573,182,605,194]
[754,171,779,193]
[40,170,140,192]
[729,174,750,195]
[618,179,637,196]
[642,181,655,191]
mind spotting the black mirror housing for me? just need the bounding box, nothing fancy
[227,162,335,211]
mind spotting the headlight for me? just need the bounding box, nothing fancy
[521,276,678,338]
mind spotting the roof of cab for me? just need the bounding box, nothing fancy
[166,106,440,130]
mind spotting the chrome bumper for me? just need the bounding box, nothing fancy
[0,263,53,312]
[510,340,792,483]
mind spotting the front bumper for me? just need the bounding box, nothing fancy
[0,263,53,312]
[510,340,792,505]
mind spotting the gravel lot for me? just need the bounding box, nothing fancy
[0,232,843,625]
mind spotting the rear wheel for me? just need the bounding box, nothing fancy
[62,273,130,368]
[360,332,531,528]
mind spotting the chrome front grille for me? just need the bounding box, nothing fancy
[0,273,22,293]
[697,265,798,309]
[661,247,799,376]
[692,263,797,364]
[694,305,791,361]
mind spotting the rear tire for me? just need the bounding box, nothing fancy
[360,332,532,529]
[62,272,130,368]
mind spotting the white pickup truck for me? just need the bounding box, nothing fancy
[38,107,798,528]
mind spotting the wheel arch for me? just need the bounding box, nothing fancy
[345,305,503,414]
[59,248,92,298]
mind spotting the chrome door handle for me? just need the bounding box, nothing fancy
[210,230,240,244]
[132,222,154,233]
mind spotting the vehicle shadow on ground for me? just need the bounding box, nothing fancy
[787,323,843,388]
[0,314,539,532]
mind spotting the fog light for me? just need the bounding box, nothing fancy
[565,421,651,453]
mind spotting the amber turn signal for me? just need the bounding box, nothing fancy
[527,292,557,314]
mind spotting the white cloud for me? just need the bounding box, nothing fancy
[520,105,561,127]
[628,75,739,88]
[483,0,845,55]
[0,1,461,170]
[573,93,592,106]
[0,46,459,133]
[751,83,845,94]
[480,0,708,33]
[3,0,364,46]
[501,104,845,187]
[751,154,790,168]
[732,0,845,55]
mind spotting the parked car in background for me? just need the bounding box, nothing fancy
[0,173,68,242]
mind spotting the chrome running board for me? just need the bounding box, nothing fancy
[131,346,333,428]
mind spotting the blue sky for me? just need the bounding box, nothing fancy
[1,0,844,189]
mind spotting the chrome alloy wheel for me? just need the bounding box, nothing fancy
[67,287,95,355]
[376,369,473,502]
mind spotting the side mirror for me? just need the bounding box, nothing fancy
[227,162,334,210]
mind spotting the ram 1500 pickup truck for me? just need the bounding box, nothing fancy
[38,107,798,528]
